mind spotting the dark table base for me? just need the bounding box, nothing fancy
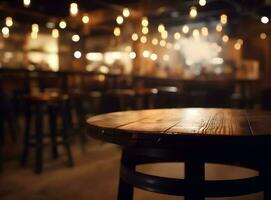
[117,147,270,200]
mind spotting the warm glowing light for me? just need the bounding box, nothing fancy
[72,34,80,42]
[86,52,103,61]
[2,27,9,38]
[222,35,229,42]
[5,17,13,27]
[143,50,150,58]
[158,24,165,33]
[234,42,241,50]
[261,16,269,24]
[141,17,148,27]
[82,15,90,24]
[32,24,39,33]
[163,54,170,61]
[216,23,223,32]
[260,33,267,40]
[220,14,228,25]
[211,57,224,65]
[237,39,243,45]
[161,31,168,39]
[131,33,138,41]
[166,43,172,49]
[142,27,149,34]
[199,0,206,6]
[30,31,37,39]
[150,53,158,61]
[193,29,200,38]
[125,46,132,52]
[182,25,189,34]
[23,0,31,7]
[160,40,166,47]
[123,8,130,17]
[52,29,59,38]
[114,27,121,36]
[190,6,197,18]
[152,38,158,45]
[174,32,181,40]
[116,16,124,25]
[201,27,208,36]
[70,3,79,16]
[74,51,82,59]
[129,51,136,59]
[140,35,147,43]
[59,20,67,29]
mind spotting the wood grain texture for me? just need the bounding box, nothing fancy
[87,108,271,140]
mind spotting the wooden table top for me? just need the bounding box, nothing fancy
[87,108,271,147]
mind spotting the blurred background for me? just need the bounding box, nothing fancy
[0,0,271,199]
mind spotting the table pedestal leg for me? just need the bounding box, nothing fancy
[185,160,205,200]
[118,150,135,200]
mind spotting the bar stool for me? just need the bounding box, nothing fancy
[21,92,74,174]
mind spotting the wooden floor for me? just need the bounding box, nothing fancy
[0,139,263,200]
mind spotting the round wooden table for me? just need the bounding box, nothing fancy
[87,108,271,200]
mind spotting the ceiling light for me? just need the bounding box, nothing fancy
[59,20,67,29]
[260,33,267,40]
[142,27,148,34]
[2,27,9,38]
[23,0,31,7]
[182,25,189,34]
[143,50,150,58]
[129,51,136,59]
[140,35,147,43]
[52,29,59,38]
[150,53,158,61]
[131,33,138,41]
[174,32,181,40]
[199,0,206,6]
[216,23,223,32]
[74,51,82,59]
[123,8,130,17]
[190,6,197,18]
[220,14,228,25]
[201,27,208,36]
[261,16,269,24]
[82,15,90,24]
[114,27,121,36]
[141,17,148,27]
[116,16,124,25]
[158,24,165,33]
[152,38,158,45]
[222,35,229,42]
[72,34,80,42]
[70,3,79,16]
[5,17,13,27]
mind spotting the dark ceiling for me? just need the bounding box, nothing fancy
[0,0,271,29]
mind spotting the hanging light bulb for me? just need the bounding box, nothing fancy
[140,35,147,43]
[5,17,13,27]
[114,27,121,36]
[190,6,197,18]
[129,52,136,59]
[59,20,67,29]
[32,24,39,33]
[216,23,223,32]
[70,3,79,16]
[161,31,168,39]
[260,33,267,40]
[23,0,31,7]
[131,33,138,41]
[222,35,229,42]
[160,40,166,47]
[74,51,82,59]
[141,17,148,27]
[199,0,206,6]
[52,29,59,38]
[220,14,228,25]
[158,24,165,33]
[142,27,148,34]
[261,16,269,24]
[116,16,124,25]
[174,32,181,40]
[142,50,150,58]
[2,27,9,38]
[150,53,158,61]
[182,25,189,34]
[82,15,90,24]
[72,34,80,42]
[123,8,130,17]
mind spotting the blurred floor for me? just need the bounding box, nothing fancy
[0,139,263,200]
